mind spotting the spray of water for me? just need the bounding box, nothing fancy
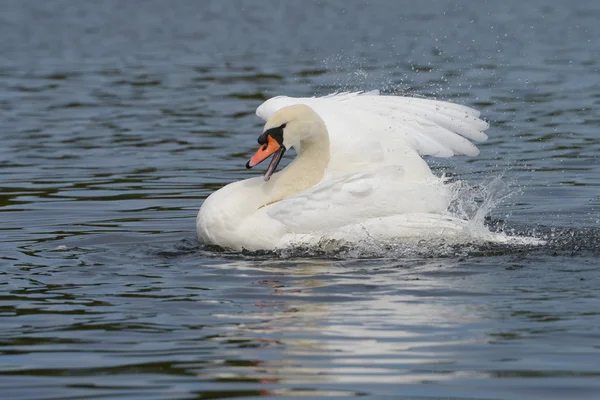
[447,171,520,233]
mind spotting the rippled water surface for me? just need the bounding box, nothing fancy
[1,1,600,399]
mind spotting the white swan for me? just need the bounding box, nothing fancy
[197,91,490,250]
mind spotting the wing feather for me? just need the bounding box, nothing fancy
[263,167,451,232]
[256,91,489,173]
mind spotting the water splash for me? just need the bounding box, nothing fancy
[320,54,399,94]
[447,171,520,233]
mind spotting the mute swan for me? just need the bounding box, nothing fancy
[197,91,490,250]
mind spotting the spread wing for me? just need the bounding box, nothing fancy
[256,91,489,176]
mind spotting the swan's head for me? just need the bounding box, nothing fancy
[246,104,323,181]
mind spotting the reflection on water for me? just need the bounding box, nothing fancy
[1,0,600,399]
[2,235,600,399]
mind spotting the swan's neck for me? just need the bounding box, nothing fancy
[263,130,330,205]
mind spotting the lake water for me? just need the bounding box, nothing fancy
[1,1,599,399]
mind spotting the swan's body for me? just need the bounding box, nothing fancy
[197,91,490,250]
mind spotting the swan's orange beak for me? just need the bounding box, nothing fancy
[247,135,280,168]
[246,134,286,181]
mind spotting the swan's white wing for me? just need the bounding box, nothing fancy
[256,91,489,176]
[262,166,451,234]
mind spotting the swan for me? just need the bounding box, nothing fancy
[196,91,490,250]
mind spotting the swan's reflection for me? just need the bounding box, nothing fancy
[204,257,490,389]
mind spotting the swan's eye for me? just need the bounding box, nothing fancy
[280,123,287,129]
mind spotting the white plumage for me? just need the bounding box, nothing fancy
[197,91,491,250]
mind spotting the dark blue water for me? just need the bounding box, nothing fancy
[1,1,599,399]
